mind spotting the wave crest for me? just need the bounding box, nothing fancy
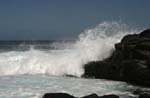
[0,22,139,76]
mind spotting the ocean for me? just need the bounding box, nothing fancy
[0,22,149,98]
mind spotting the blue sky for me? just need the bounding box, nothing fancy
[0,0,150,40]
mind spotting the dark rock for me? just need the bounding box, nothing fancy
[65,75,77,77]
[83,29,150,87]
[140,29,150,38]
[138,94,150,98]
[42,93,120,98]
[135,41,150,50]
[42,93,76,98]
[81,93,99,98]
[121,34,139,44]
[83,61,112,79]
[83,60,123,80]
[99,95,120,98]
[122,60,150,86]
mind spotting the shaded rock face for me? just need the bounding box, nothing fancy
[83,29,150,86]
[81,94,99,98]
[42,93,76,98]
[98,95,119,98]
[42,93,120,98]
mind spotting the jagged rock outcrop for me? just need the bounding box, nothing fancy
[83,29,150,86]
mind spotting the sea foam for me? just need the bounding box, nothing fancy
[0,22,139,76]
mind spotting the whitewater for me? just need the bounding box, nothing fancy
[0,22,138,76]
[0,22,148,98]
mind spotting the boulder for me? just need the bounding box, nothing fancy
[99,95,119,98]
[42,93,76,98]
[81,93,99,98]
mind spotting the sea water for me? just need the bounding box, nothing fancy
[0,22,148,98]
[0,75,146,98]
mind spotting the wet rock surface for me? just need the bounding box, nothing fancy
[42,93,120,98]
[83,29,150,86]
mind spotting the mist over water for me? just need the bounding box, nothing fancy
[0,22,139,77]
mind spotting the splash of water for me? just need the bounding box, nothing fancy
[0,22,139,76]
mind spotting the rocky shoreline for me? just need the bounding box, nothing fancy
[42,92,150,98]
[83,29,150,87]
[42,29,150,98]
[42,93,120,98]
